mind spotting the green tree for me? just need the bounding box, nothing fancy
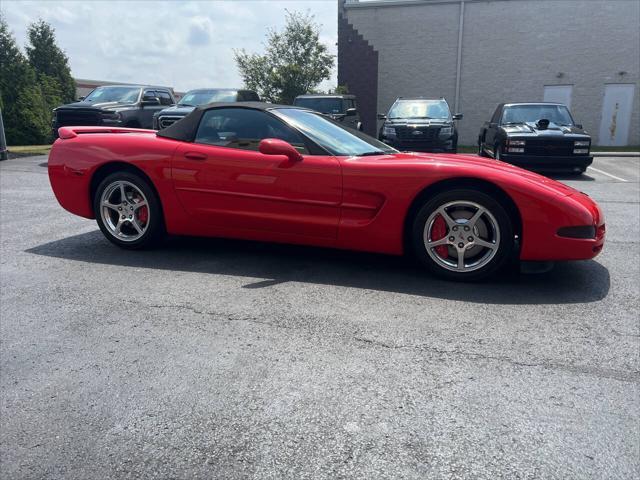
[26,19,75,104]
[235,12,334,104]
[334,84,349,94]
[0,15,49,145]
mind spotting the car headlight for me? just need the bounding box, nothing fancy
[382,126,396,137]
[574,140,590,147]
[101,112,121,121]
[440,126,453,136]
[507,139,526,146]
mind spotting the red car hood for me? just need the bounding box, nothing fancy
[381,152,577,197]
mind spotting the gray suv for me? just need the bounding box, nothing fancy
[153,88,260,130]
[293,94,362,131]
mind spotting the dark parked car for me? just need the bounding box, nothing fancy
[293,94,362,130]
[52,85,175,137]
[153,88,260,130]
[478,102,593,173]
[378,97,462,153]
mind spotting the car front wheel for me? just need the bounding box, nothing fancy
[478,139,488,157]
[93,171,165,249]
[494,143,503,161]
[411,189,515,281]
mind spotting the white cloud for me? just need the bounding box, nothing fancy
[187,16,214,47]
[1,0,338,93]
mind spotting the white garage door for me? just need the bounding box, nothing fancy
[598,84,635,146]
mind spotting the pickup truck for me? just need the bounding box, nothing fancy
[478,102,593,173]
[52,85,175,137]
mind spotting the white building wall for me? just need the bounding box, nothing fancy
[343,0,640,146]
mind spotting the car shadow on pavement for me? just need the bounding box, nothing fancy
[26,230,610,305]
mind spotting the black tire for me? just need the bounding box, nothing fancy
[494,143,503,161]
[411,189,515,281]
[478,138,488,157]
[93,171,165,249]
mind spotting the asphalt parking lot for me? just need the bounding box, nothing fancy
[1,154,638,479]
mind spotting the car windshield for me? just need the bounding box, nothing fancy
[293,98,344,114]
[502,105,574,125]
[388,99,450,119]
[84,86,141,103]
[274,108,397,156]
[179,90,237,106]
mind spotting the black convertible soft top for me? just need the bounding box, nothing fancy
[156,101,299,142]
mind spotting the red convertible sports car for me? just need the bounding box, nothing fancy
[48,102,605,281]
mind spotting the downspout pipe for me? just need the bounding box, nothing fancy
[454,0,465,114]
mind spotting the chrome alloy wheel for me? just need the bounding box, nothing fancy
[99,180,150,242]
[423,200,501,273]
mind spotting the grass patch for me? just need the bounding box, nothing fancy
[8,145,52,156]
[457,146,478,154]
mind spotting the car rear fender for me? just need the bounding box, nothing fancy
[48,130,183,229]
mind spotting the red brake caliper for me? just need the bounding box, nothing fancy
[137,206,148,225]
[136,201,148,225]
[432,214,448,258]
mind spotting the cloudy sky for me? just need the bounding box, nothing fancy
[2,0,338,93]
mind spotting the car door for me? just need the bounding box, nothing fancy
[171,107,342,238]
[344,99,359,130]
[139,89,162,128]
[484,105,502,150]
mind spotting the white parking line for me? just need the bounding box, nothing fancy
[588,166,629,182]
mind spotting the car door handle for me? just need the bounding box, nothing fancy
[184,152,207,161]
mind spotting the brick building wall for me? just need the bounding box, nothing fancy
[339,0,640,146]
[337,14,379,136]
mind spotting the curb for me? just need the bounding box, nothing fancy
[592,152,640,157]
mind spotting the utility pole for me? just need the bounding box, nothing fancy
[0,108,7,161]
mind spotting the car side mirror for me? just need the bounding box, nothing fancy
[346,107,357,116]
[142,95,160,105]
[259,138,303,162]
[575,123,583,129]
[453,113,463,120]
[78,96,86,101]
[377,113,387,120]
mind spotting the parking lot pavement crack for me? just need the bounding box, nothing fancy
[132,301,299,332]
[100,301,640,384]
[353,337,640,383]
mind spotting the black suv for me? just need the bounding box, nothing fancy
[293,94,362,131]
[52,85,175,137]
[154,89,260,130]
[378,97,462,153]
[478,103,593,173]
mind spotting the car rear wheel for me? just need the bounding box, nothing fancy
[411,189,515,281]
[93,171,165,249]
